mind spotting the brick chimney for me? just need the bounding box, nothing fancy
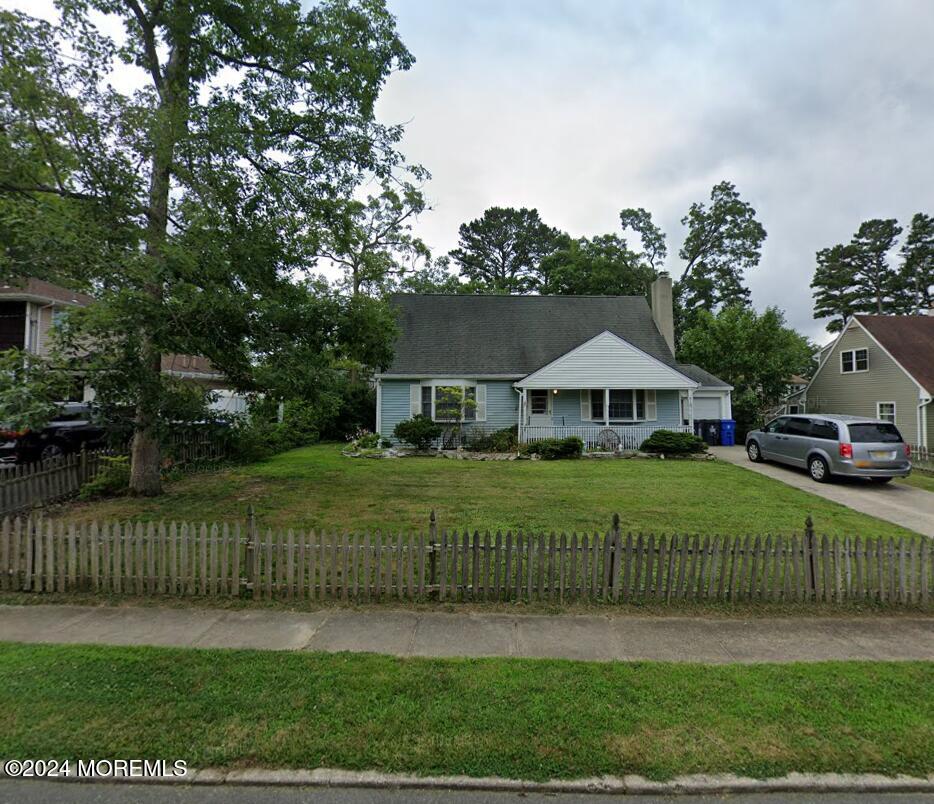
[650,273,675,355]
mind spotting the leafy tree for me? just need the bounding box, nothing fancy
[811,218,909,332]
[0,349,71,431]
[811,244,860,334]
[538,234,655,296]
[319,179,430,297]
[619,207,667,271]
[449,207,567,293]
[850,218,906,313]
[900,212,934,312]
[0,0,414,494]
[678,306,814,436]
[676,181,767,327]
[392,257,470,294]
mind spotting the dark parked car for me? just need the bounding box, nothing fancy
[0,403,107,464]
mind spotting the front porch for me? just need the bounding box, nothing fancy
[516,386,698,450]
[519,422,693,451]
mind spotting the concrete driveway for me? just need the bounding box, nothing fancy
[711,446,934,538]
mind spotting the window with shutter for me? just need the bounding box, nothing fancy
[645,389,657,421]
[464,386,477,421]
[590,389,604,420]
[421,386,432,417]
[580,390,591,421]
[410,384,422,417]
[475,385,487,421]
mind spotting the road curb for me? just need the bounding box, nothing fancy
[9,767,934,794]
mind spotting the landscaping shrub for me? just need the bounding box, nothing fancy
[346,428,382,451]
[465,425,519,452]
[393,415,442,450]
[520,436,583,460]
[639,429,707,454]
[78,455,130,500]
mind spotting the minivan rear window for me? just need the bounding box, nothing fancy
[847,423,902,443]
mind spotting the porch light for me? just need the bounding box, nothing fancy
[553,389,558,394]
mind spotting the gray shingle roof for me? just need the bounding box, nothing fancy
[384,294,691,377]
[676,363,732,389]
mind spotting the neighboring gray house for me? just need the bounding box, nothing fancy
[799,313,934,448]
[376,276,732,449]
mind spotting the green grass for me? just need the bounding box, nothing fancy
[0,643,930,781]
[900,471,934,493]
[57,443,920,538]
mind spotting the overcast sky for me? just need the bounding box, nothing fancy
[375,0,934,343]
[5,0,933,344]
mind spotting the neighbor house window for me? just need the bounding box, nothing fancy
[590,389,604,420]
[876,402,896,423]
[529,389,548,415]
[841,348,868,373]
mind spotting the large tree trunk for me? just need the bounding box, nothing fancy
[128,7,192,495]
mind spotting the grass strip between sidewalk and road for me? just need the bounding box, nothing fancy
[0,642,930,782]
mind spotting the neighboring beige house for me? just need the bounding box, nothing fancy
[798,314,934,448]
[1,278,245,411]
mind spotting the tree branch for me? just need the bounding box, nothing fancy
[121,0,164,92]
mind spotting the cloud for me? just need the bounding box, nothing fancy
[377,0,934,341]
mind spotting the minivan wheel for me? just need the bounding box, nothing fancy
[808,455,830,483]
[746,441,763,463]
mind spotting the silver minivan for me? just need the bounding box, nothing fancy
[745,414,912,483]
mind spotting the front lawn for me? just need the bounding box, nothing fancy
[58,444,919,538]
[0,642,930,781]
[900,471,934,493]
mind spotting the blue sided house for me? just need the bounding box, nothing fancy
[376,275,732,450]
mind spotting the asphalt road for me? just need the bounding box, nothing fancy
[710,446,934,538]
[1,783,932,804]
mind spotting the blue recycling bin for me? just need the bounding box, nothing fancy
[720,419,736,446]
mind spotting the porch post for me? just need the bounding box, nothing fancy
[604,388,609,427]
[687,388,695,432]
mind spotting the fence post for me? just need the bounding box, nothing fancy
[428,509,438,598]
[79,445,88,484]
[805,515,817,601]
[244,505,256,598]
[608,513,621,598]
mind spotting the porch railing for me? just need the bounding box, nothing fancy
[519,424,692,451]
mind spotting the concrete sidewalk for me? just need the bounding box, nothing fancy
[711,446,934,538]
[1,604,932,662]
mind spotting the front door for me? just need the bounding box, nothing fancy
[527,389,552,426]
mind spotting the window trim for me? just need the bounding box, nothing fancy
[840,348,868,374]
[604,389,646,423]
[876,401,896,424]
[528,388,550,417]
[416,380,483,423]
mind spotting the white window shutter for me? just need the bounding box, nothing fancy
[475,384,487,421]
[410,384,421,417]
[645,389,657,421]
[580,390,591,421]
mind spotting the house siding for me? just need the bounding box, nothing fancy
[806,323,923,444]
[378,380,519,441]
[519,331,696,389]
[548,388,682,428]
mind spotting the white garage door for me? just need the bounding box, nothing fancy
[692,396,723,419]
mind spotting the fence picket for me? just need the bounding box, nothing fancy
[5,510,930,608]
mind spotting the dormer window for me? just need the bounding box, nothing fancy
[841,348,868,373]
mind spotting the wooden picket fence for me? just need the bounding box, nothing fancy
[0,451,113,517]
[0,430,231,516]
[1,511,930,606]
